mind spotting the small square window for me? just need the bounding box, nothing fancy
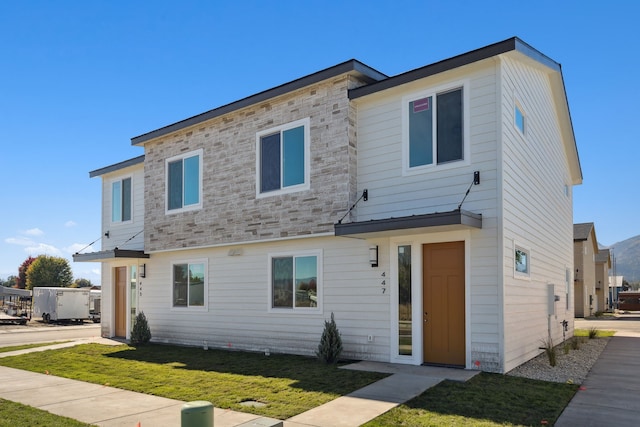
[172,260,207,309]
[515,106,525,134]
[515,247,529,275]
[269,250,321,311]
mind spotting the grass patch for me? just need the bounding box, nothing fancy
[0,342,70,354]
[574,328,615,338]
[0,343,385,419]
[363,373,578,427]
[0,398,94,427]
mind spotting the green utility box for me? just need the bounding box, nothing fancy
[181,401,213,427]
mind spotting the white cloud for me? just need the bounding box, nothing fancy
[24,228,44,236]
[5,236,34,246]
[65,221,77,228]
[24,243,61,256]
[91,268,101,276]
[65,243,96,254]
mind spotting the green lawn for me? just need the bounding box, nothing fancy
[0,343,386,420]
[0,399,93,427]
[0,343,582,425]
[0,341,69,353]
[363,373,577,427]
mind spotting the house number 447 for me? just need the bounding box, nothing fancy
[381,272,387,294]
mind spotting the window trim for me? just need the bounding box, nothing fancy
[267,249,322,313]
[110,175,133,225]
[514,244,531,279]
[402,80,470,176]
[165,148,203,214]
[255,117,311,198]
[170,258,208,311]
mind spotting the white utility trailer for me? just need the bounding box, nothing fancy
[32,287,90,323]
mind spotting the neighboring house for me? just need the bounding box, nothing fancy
[595,248,611,312]
[609,275,624,309]
[74,37,582,374]
[573,223,599,317]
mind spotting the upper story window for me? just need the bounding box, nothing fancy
[172,259,207,309]
[166,149,202,213]
[269,249,321,312]
[256,118,310,197]
[515,105,525,134]
[403,84,467,174]
[111,177,132,223]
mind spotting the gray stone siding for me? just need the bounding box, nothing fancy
[144,73,367,252]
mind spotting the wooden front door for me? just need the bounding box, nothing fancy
[422,241,465,366]
[115,267,127,337]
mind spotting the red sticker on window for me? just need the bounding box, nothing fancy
[413,97,430,113]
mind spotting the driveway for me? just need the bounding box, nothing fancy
[0,321,101,346]
[575,312,640,336]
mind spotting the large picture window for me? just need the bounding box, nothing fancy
[111,177,132,223]
[166,149,202,213]
[257,118,310,197]
[172,260,206,308]
[269,250,321,311]
[404,84,466,173]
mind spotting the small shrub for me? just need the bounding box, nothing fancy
[563,342,570,355]
[130,311,152,345]
[542,338,556,367]
[316,312,343,364]
[570,336,581,350]
[588,327,598,339]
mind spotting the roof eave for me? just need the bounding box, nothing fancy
[131,59,388,146]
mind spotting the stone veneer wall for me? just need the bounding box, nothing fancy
[143,73,367,252]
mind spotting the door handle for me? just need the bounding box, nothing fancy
[424,311,428,323]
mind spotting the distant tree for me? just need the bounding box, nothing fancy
[71,278,93,288]
[4,275,18,288]
[25,255,73,290]
[17,256,36,289]
[622,279,630,291]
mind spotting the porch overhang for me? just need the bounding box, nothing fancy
[72,249,150,263]
[334,209,482,238]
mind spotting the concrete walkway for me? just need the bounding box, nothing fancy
[555,331,640,426]
[0,338,478,427]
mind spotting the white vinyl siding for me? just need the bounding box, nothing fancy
[355,62,502,371]
[101,165,145,251]
[500,56,574,372]
[131,236,391,361]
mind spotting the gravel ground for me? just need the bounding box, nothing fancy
[507,337,609,384]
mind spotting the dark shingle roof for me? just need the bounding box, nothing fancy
[574,223,594,241]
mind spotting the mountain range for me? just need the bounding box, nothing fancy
[607,235,640,283]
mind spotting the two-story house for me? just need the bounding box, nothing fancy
[573,223,599,317]
[74,37,582,373]
[595,248,611,312]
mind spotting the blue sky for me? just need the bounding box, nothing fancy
[1,1,638,284]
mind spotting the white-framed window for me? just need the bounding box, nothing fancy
[403,81,468,174]
[171,259,207,309]
[256,118,310,197]
[514,245,530,277]
[111,176,132,223]
[268,249,321,312]
[515,104,525,134]
[165,149,203,213]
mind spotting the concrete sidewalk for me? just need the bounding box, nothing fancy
[0,339,478,427]
[555,331,640,426]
